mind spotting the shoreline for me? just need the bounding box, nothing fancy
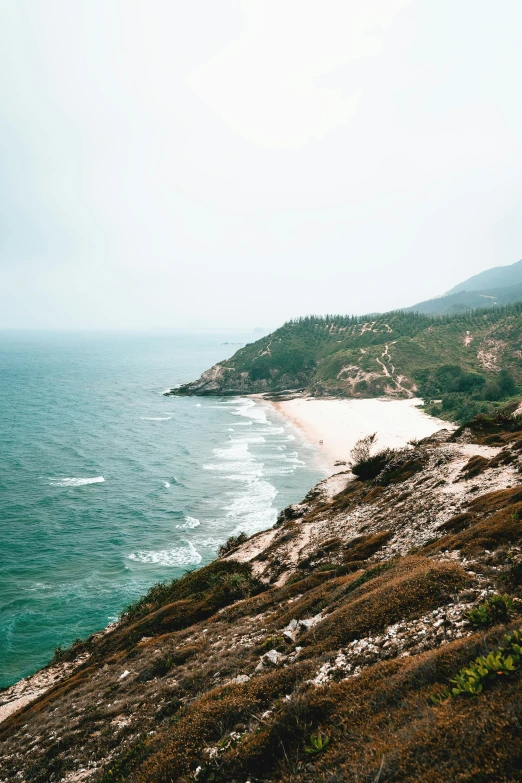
[262,396,453,473]
[0,393,451,724]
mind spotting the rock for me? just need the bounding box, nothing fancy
[261,649,285,666]
[298,613,323,631]
[227,675,250,685]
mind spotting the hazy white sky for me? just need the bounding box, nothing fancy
[1,0,522,329]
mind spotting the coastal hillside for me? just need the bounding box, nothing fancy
[169,304,522,422]
[2,410,522,782]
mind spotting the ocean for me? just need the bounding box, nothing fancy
[0,331,324,688]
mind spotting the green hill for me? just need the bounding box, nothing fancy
[407,282,522,315]
[170,304,522,422]
[402,258,522,315]
[446,258,522,294]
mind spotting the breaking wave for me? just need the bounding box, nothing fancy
[128,541,202,566]
[49,476,105,487]
[176,516,200,529]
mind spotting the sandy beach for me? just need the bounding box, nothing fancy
[268,397,452,474]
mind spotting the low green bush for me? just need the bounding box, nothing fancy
[261,635,285,651]
[344,562,392,595]
[138,655,175,683]
[99,739,151,783]
[218,532,248,557]
[351,449,395,481]
[468,594,514,627]
[305,732,330,755]
[431,628,522,703]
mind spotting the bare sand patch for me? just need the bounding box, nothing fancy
[268,397,452,474]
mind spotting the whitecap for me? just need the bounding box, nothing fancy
[176,516,200,529]
[233,401,267,423]
[262,466,296,476]
[204,462,264,476]
[49,476,105,487]
[192,537,222,547]
[195,403,201,407]
[263,452,301,462]
[213,441,250,460]
[229,435,266,444]
[204,475,279,537]
[164,481,171,488]
[224,478,277,517]
[128,541,201,566]
[208,399,242,406]
[141,416,172,421]
[23,582,52,591]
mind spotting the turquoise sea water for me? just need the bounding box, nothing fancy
[0,331,323,688]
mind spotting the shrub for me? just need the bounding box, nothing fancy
[261,635,285,651]
[468,594,514,628]
[430,629,522,704]
[99,739,151,783]
[51,638,86,664]
[120,560,259,625]
[213,570,258,598]
[508,561,522,586]
[349,433,376,465]
[344,562,392,595]
[155,699,182,722]
[218,532,248,557]
[138,655,175,683]
[431,628,522,703]
[351,449,395,481]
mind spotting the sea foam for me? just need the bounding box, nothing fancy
[49,476,105,487]
[176,516,200,529]
[128,541,201,566]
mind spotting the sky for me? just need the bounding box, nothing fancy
[1,0,522,330]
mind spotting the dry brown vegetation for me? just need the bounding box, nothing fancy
[2,417,522,782]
